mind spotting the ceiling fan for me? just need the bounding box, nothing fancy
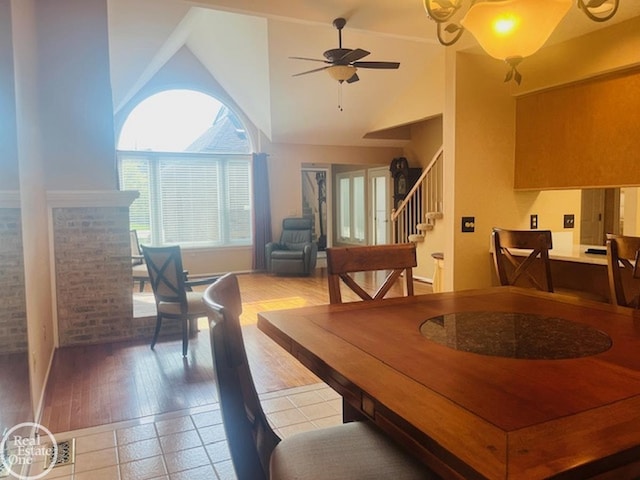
[290,17,400,84]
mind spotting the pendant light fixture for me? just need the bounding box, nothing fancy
[423,0,619,84]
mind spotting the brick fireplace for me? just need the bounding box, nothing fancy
[49,191,138,346]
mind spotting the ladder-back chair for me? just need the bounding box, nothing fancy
[326,243,417,304]
[141,245,218,356]
[606,234,640,308]
[203,273,434,480]
[492,228,554,292]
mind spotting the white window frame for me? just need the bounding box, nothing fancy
[118,151,252,248]
[336,170,367,245]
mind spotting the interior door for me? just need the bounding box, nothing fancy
[370,168,390,245]
[580,189,605,245]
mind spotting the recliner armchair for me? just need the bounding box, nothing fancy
[265,218,318,276]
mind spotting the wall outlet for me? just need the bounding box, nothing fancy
[530,214,538,229]
[461,216,475,233]
[564,214,575,228]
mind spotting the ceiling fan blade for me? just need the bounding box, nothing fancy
[346,73,359,84]
[292,65,330,77]
[338,48,370,64]
[352,61,400,69]
[289,56,329,64]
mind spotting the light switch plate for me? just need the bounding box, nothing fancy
[461,216,475,233]
[564,214,575,228]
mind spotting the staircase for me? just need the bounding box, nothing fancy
[391,146,444,244]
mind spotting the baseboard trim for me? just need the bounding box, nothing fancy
[414,275,433,285]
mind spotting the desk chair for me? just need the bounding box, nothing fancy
[203,273,434,480]
[326,243,417,304]
[492,228,554,292]
[141,245,218,356]
[606,234,640,308]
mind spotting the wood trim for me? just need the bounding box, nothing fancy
[46,190,139,207]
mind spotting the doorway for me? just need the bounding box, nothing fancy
[301,168,329,250]
[580,188,620,245]
[370,167,390,245]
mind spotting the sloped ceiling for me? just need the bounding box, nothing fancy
[186,9,273,140]
[108,0,640,148]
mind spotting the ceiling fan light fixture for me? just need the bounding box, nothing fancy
[327,65,357,82]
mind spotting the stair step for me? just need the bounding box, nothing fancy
[416,223,434,232]
[425,212,443,221]
[408,234,425,243]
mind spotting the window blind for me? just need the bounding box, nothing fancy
[118,153,251,247]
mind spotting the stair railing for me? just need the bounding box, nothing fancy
[391,145,444,243]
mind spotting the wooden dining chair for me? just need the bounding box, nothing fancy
[492,228,554,292]
[141,244,218,356]
[606,234,640,308]
[326,243,417,304]
[203,273,434,480]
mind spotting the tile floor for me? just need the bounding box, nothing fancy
[24,383,341,480]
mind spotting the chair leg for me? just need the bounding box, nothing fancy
[151,314,162,350]
[139,280,145,292]
[182,318,189,357]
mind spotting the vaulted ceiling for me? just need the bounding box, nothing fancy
[108,0,640,148]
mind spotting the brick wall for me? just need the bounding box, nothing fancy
[0,208,28,353]
[53,206,134,346]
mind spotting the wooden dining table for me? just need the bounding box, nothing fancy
[257,286,640,479]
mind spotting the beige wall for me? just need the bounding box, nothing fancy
[11,0,55,420]
[447,52,517,291]
[0,0,18,190]
[370,51,446,133]
[10,0,119,418]
[181,246,253,276]
[403,117,444,280]
[513,190,582,239]
[38,0,117,190]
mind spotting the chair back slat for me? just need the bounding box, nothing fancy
[326,244,417,304]
[203,274,280,480]
[492,228,554,292]
[606,234,640,308]
[141,245,187,305]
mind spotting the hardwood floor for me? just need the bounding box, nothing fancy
[0,352,32,428]
[40,267,432,433]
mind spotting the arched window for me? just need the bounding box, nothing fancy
[117,89,252,247]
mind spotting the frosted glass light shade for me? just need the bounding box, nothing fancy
[327,65,357,82]
[460,0,572,60]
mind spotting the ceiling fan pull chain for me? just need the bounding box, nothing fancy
[337,82,344,111]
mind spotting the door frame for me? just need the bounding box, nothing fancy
[369,167,391,245]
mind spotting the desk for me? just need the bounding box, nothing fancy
[258,288,640,479]
[494,244,611,302]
